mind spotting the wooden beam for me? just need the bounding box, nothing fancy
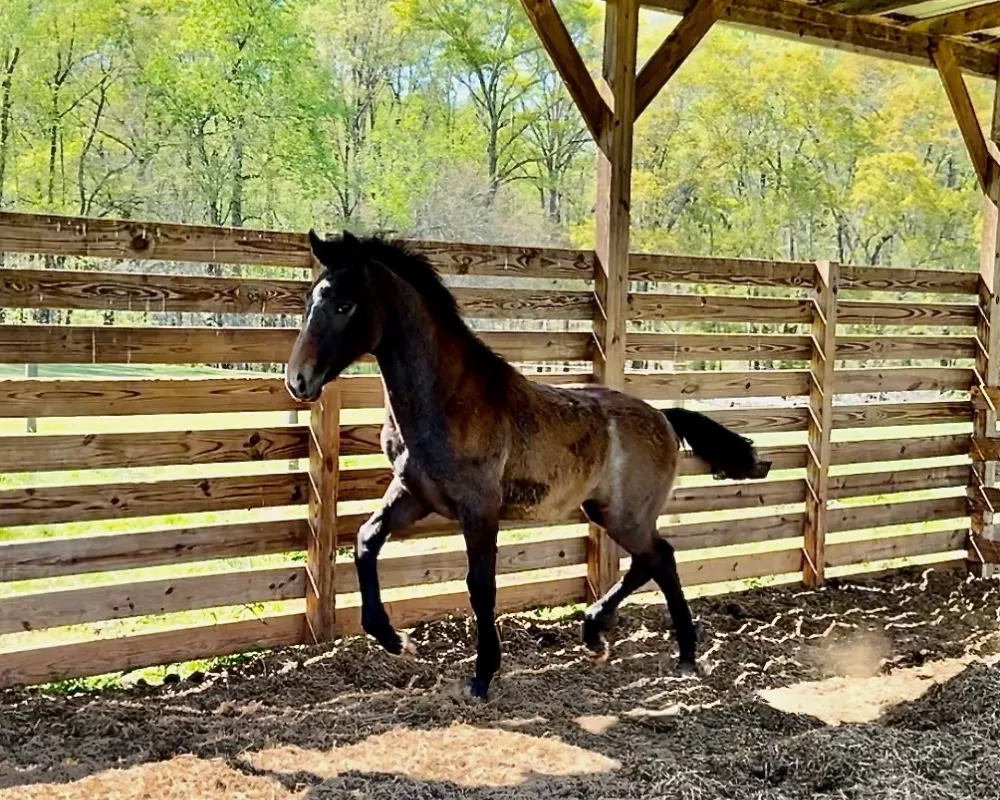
[933,39,992,194]
[817,0,919,16]
[518,0,609,143]
[909,3,1000,37]
[971,69,1000,580]
[641,0,999,78]
[803,261,838,588]
[635,0,725,118]
[589,0,639,603]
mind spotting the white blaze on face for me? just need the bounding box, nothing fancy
[307,278,332,327]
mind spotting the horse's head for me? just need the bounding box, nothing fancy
[285,230,385,402]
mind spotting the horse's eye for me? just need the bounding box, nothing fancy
[334,301,355,316]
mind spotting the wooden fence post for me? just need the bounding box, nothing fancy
[304,252,341,642]
[589,0,638,603]
[969,73,1000,579]
[803,260,838,588]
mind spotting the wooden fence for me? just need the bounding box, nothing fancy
[0,210,986,688]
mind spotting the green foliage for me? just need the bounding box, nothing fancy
[0,0,989,264]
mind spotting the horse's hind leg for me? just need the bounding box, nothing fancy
[648,537,698,669]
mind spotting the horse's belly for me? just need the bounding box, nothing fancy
[499,478,592,522]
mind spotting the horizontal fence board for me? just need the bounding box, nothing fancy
[627,370,809,400]
[832,401,971,429]
[971,436,1000,461]
[663,511,804,551]
[837,300,977,327]
[0,376,304,417]
[0,566,305,635]
[835,336,976,361]
[629,549,804,594]
[698,407,810,434]
[0,212,597,279]
[337,576,588,636]
[339,468,393,503]
[0,267,307,315]
[0,612,305,688]
[835,368,973,394]
[838,265,978,296]
[336,535,587,593]
[340,424,383,456]
[0,473,307,527]
[666,479,805,514]
[630,293,813,323]
[0,426,309,473]
[629,253,814,288]
[0,326,592,365]
[0,520,308,582]
[826,529,968,569]
[452,287,593,320]
[831,434,969,465]
[827,496,969,534]
[828,465,969,500]
[626,333,812,361]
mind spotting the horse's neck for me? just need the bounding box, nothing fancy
[373,281,468,448]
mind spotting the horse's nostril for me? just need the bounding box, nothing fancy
[295,374,307,393]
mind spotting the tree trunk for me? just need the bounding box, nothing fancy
[0,47,20,208]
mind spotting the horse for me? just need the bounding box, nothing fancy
[285,230,772,700]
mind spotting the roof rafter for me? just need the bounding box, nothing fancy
[908,3,1000,37]
[640,0,1000,77]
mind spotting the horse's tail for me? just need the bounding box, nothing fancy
[663,408,771,481]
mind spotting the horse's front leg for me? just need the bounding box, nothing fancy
[355,478,428,656]
[461,512,501,700]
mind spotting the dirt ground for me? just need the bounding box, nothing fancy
[2,567,1000,799]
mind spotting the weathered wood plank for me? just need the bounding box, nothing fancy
[933,39,991,193]
[0,613,305,689]
[908,4,1000,36]
[837,299,977,327]
[626,333,811,360]
[0,566,305,635]
[305,381,339,643]
[666,478,805,514]
[629,253,814,287]
[0,473,307,528]
[835,367,974,394]
[0,426,309,473]
[828,464,970,500]
[0,326,592,365]
[630,292,813,323]
[835,336,976,361]
[831,434,970,465]
[838,265,978,295]
[701,406,809,433]
[629,547,802,593]
[627,369,809,399]
[662,511,804,551]
[827,496,968,534]
[0,520,308,582]
[340,424,383,456]
[0,211,597,279]
[0,267,307,315]
[0,377,304,417]
[831,401,971,429]
[826,529,968,569]
[336,535,588,593]
[453,287,594,319]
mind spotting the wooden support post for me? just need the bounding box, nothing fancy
[588,0,638,603]
[970,74,1000,579]
[803,260,838,588]
[304,260,340,642]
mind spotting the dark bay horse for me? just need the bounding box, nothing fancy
[286,231,772,699]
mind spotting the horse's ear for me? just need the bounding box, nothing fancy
[342,230,360,248]
[308,229,327,259]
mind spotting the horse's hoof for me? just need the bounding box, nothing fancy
[466,677,490,701]
[584,634,609,664]
[676,659,705,678]
[394,632,418,661]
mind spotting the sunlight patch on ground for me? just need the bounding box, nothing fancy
[245,722,620,788]
[760,653,1000,726]
[0,754,295,799]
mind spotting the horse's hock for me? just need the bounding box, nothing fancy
[0,209,992,688]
